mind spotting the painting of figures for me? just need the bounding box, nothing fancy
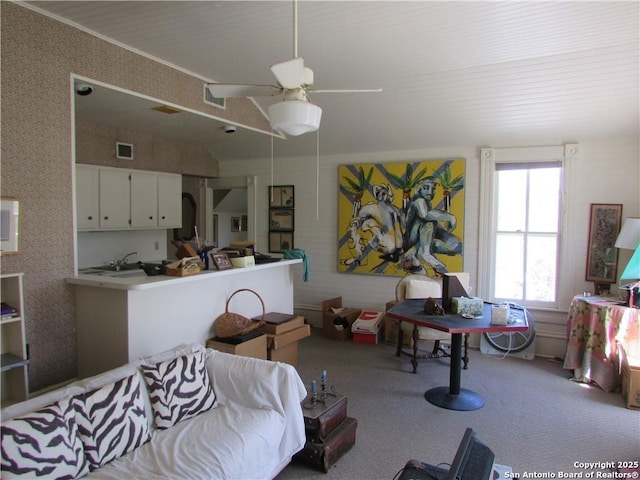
[338,159,465,277]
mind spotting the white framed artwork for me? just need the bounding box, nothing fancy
[0,198,20,255]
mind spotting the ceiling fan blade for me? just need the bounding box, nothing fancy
[206,84,281,98]
[308,88,383,94]
[270,57,306,89]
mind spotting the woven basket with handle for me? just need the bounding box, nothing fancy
[214,289,266,338]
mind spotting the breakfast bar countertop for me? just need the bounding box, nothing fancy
[66,259,302,291]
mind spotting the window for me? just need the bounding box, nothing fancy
[494,164,561,303]
[479,146,577,309]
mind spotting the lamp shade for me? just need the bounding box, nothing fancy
[620,245,640,281]
[268,101,322,136]
[615,217,640,250]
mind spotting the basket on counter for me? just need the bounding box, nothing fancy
[214,289,266,338]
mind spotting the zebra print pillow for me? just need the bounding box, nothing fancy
[74,373,150,470]
[1,397,89,479]
[141,351,216,429]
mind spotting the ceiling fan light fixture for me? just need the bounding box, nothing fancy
[268,100,322,136]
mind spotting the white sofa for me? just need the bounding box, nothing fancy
[1,343,307,479]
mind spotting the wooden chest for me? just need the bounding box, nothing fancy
[294,416,357,473]
[302,395,348,443]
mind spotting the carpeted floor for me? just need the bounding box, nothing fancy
[275,328,640,480]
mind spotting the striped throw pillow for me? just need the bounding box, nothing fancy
[141,351,216,429]
[74,373,150,470]
[1,397,89,479]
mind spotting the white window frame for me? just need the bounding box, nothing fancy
[478,145,578,310]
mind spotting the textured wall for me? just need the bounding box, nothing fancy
[1,2,267,391]
[76,121,218,177]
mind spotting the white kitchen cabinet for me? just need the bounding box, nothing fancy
[75,165,182,231]
[130,171,158,228]
[99,168,131,229]
[1,273,29,406]
[157,173,182,228]
[76,165,100,230]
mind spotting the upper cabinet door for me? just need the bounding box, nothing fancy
[157,173,182,228]
[76,165,100,230]
[99,168,130,229]
[130,171,158,228]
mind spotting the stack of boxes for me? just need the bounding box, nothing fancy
[351,310,384,344]
[256,313,310,365]
[207,312,310,366]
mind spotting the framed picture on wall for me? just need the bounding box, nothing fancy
[585,203,622,283]
[269,185,295,208]
[0,198,20,256]
[269,232,293,253]
[269,209,294,231]
[231,216,241,232]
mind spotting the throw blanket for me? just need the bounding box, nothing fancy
[284,249,311,282]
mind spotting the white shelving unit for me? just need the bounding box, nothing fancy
[1,273,29,406]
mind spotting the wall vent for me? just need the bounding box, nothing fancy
[204,86,226,109]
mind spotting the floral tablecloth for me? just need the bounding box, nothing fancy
[563,296,639,392]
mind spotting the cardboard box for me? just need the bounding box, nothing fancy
[384,301,412,347]
[268,342,298,365]
[266,324,311,367]
[620,345,640,409]
[254,313,305,335]
[267,324,311,350]
[353,331,380,344]
[322,297,361,341]
[351,310,384,334]
[206,333,267,360]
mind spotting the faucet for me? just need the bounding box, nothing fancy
[110,252,138,271]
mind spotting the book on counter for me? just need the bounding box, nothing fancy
[252,312,304,335]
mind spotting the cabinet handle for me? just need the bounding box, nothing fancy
[149,216,153,220]
[104,216,109,220]
[88,216,93,220]
[161,216,166,219]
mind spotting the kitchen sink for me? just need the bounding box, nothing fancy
[91,263,142,272]
[97,270,147,278]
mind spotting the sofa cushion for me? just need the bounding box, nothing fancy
[141,351,216,430]
[1,397,89,479]
[74,373,150,470]
[81,402,286,480]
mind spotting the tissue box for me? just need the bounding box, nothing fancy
[451,297,484,316]
[491,305,509,325]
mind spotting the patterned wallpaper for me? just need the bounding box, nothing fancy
[1,2,268,392]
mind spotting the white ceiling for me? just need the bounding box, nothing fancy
[28,1,639,161]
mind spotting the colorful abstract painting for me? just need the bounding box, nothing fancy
[338,159,465,277]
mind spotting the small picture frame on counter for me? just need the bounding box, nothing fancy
[211,252,233,270]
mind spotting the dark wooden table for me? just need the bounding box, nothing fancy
[387,299,529,411]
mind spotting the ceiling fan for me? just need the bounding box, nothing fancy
[206,0,381,136]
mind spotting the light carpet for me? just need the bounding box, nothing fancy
[276,328,640,480]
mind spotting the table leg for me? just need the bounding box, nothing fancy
[424,333,484,411]
[396,322,403,357]
[411,325,419,373]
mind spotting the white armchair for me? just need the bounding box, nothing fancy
[393,275,469,373]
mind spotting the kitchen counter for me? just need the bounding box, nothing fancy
[67,259,302,290]
[67,259,303,378]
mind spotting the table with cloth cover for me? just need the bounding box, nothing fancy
[563,295,640,392]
